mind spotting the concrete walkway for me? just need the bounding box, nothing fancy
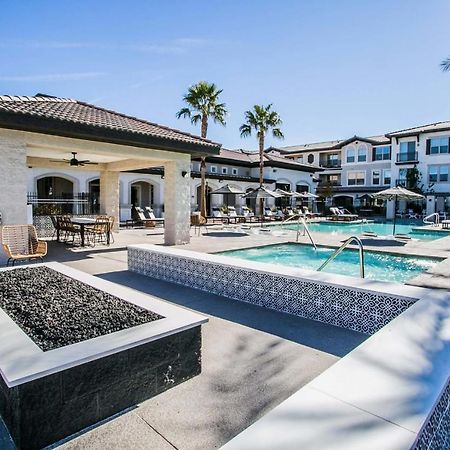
[0,234,366,450]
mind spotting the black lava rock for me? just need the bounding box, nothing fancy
[0,267,164,351]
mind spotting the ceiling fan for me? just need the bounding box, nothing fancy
[50,152,98,167]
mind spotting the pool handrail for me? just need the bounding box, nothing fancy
[317,236,365,278]
[423,212,440,226]
[280,214,317,249]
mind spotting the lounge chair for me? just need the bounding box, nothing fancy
[264,208,277,221]
[329,207,359,222]
[407,209,419,219]
[144,207,164,226]
[242,206,255,222]
[302,206,320,218]
[2,224,47,266]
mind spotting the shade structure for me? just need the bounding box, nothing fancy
[274,188,294,197]
[372,186,424,235]
[241,186,283,200]
[296,191,319,199]
[210,184,246,195]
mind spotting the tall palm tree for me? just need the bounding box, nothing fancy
[240,104,283,214]
[176,81,227,218]
[441,57,450,72]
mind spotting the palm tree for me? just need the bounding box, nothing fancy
[441,57,450,72]
[240,104,283,215]
[176,81,227,218]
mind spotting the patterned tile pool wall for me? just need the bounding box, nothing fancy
[411,377,450,450]
[128,248,416,335]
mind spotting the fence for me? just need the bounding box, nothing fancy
[27,192,100,216]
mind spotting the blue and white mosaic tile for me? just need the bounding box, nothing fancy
[128,248,415,335]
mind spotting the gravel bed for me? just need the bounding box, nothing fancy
[0,266,164,351]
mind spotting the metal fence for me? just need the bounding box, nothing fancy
[27,192,100,216]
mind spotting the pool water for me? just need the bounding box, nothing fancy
[220,244,441,283]
[283,220,445,241]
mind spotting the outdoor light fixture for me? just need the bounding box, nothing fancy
[182,171,189,178]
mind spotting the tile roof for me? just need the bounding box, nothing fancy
[386,120,450,137]
[0,94,221,154]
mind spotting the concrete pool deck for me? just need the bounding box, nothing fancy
[0,231,367,450]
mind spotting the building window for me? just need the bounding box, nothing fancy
[372,170,380,185]
[297,156,304,163]
[374,146,391,161]
[430,137,449,154]
[346,147,355,163]
[210,166,217,173]
[221,167,228,174]
[399,141,416,161]
[347,171,365,186]
[383,169,391,185]
[231,168,238,175]
[430,165,449,183]
[307,154,314,164]
[357,145,367,162]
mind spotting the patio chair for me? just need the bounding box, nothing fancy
[144,207,164,226]
[58,216,81,243]
[86,216,111,246]
[241,206,255,222]
[2,224,47,266]
[407,209,419,219]
[191,212,206,235]
[264,208,277,221]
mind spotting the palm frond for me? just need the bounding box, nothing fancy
[239,123,252,138]
[176,107,192,119]
[441,57,450,72]
[190,113,202,125]
[272,128,284,139]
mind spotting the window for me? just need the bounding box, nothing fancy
[429,137,449,154]
[307,154,314,164]
[231,168,238,175]
[374,146,391,161]
[357,145,367,162]
[210,166,217,173]
[429,166,438,183]
[430,165,449,182]
[383,169,391,185]
[398,141,416,161]
[348,171,365,186]
[221,167,228,174]
[297,156,304,163]
[372,170,380,185]
[346,147,355,163]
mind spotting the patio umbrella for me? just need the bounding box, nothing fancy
[210,184,246,210]
[241,186,283,220]
[372,186,424,235]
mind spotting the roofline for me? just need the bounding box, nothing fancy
[386,121,450,138]
[0,110,221,156]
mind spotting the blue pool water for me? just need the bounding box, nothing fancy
[220,243,441,283]
[281,220,446,241]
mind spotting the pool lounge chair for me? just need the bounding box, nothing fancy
[242,206,255,222]
[264,208,277,221]
[329,207,359,222]
[144,207,165,226]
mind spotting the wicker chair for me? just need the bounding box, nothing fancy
[1,225,47,266]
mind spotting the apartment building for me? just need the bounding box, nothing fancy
[279,121,450,216]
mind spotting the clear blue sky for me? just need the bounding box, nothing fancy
[1,0,450,149]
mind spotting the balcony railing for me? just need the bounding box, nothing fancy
[320,160,341,169]
[395,179,414,189]
[396,152,418,163]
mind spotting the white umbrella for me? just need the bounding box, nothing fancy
[372,186,424,234]
[210,184,246,210]
[241,187,283,220]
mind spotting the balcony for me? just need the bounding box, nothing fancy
[396,152,418,164]
[395,178,414,189]
[319,160,341,169]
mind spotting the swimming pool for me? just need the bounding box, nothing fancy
[219,243,441,283]
[281,219,447,241]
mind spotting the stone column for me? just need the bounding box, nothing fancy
[386,200,395,219]
[164,158,190,245]
[426,195,436,217]
[0,137,28,225]
[100,171,120,231]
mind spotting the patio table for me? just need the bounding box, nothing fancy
[69,218,110,247]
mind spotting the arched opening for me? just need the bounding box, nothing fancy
[37,176,74,199]
[88,178,100,214]
[275,182,291,208]
[130,181,154,209]
[196,184,212,214]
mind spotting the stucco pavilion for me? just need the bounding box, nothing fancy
[0,94,221,245]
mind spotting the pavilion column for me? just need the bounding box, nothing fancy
[100,171,120,231]
[0,137,28,225]
[164,158,190,245]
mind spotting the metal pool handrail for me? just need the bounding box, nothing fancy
[423,212,440,226]
[280,214,317,249]
[317,236,365,278]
